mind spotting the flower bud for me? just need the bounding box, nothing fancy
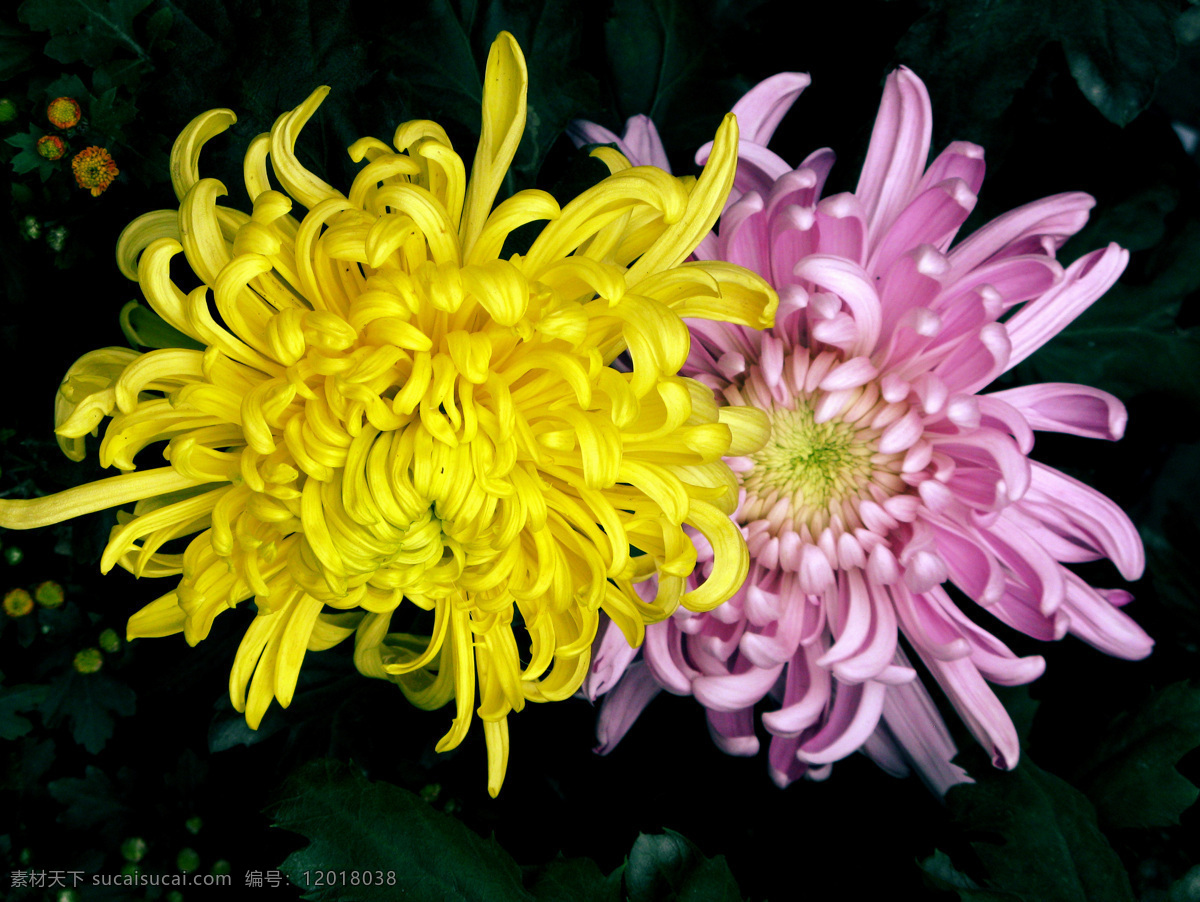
[72,648,103,674]
[34,581,64,608]
[36,135,66,161]
[46,97,81,130]
[3,588,33,618]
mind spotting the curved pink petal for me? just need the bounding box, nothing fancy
[989,382,1127,441]
[730,72,811,145]
[1024,462,1144,580]
[582,615,641,701]
[707,706,761,756]
[855,67,933,249]
[947,192,1095,275]
[594,661,662,754]
[1061,573,1154,660]
[1005,243,1129,369]
[796,680,888,764]
[920,652,1019,769]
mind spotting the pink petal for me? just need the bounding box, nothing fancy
[582,615,641,701]
[796,680,888,764]
[855,68,933,249]
[988,382,1127,441]
[1060,572,1154,660]
[706,706,761,756]
[915,140,986,197]
[594,661,662,754]
[643,620,699,695]
[920,652,1020,769]
[762,641,832,736]
[1005,243,1129,370]
[692,657,784,713]
[1025,462,1145,580]
[947,192,1095,275]
[793,255,883,356]
[729,72,811,146]
[868,178,977,275]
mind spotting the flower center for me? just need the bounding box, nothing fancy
[742,404,876,533]
[729,349,913,543]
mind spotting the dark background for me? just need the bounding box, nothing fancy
[1,1,1199,899]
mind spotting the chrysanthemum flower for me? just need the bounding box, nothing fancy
[71,146,118,196]
[47,96,82,130]
[0,33,776,795]
[575,70,1150,792]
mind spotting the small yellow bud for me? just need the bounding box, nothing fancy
[72,648,103,674]
[34,581,64,608]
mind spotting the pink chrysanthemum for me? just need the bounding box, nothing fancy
[571,70,1151,792]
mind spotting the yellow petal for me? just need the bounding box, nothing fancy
[460,32,528,253]
[626,113,739,285]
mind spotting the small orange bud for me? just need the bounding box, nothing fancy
[3,588,33,618]
[46,96,81,130]
[36,134,66,161]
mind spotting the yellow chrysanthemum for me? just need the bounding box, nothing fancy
[0,33,776,794]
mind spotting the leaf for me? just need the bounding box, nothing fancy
[6,126,57,180]
[940,753,1135,902]
[48,765,128,830]
[18,0,157,66]
[604,0,700,122]
[919,849,1023,901]
[624,830,742,902]
[274,759,533,902]
[382,0,482,140]
[0,676,48,741]
[898,0,1181,133]
[0,19,36,80]
[1074,682,1200,829]
[526,857,620,902]
[39,669,136,754]
[1061,0,1180,125]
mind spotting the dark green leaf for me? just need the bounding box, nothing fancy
[919,849,1023,901]
[527,856,620,902]
[48,765,128,830]
[605,0,699,121]
[18,0,156,66]
[1074,682,1200,829]
[382,0,481,139]
[1061,0,1179,125]
[0,19,36,80]
[89,86,139,143]
[274,759,533,902]
[0,676,48,740]
[625,829,742,902]
[5,126,57,179]
[898,0,1180,134]
[39,669,136,754]
[941,754,1135,902]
